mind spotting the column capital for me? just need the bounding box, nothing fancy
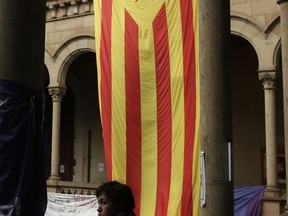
[48,86,66,102]
[277,0,288,5]
[258,69,277,90]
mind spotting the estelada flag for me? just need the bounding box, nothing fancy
[94,0,200,215]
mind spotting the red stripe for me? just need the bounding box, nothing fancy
[125,11,142,216]
[100,0,113,180]
[153,5,172,216]
[180,0,196,215]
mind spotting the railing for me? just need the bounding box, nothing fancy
[47,180,98,195]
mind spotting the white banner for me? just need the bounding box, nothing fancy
[45,193,98,216]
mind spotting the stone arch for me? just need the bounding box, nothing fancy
[231,14,280,70]
[264,14,280,36]
[264,14,281,69]
[44,49,53,85]
[44,35,96,87]
[273,40,282,70]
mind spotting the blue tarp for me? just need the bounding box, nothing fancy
[0,80,47,216]
[234,186,265,216]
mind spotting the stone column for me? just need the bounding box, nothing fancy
[259,70,278,187]
[277,0,288,215]
[259,70,281,216]
[199,0,233,215]
[0,1,46,214]
[48,87,66,181]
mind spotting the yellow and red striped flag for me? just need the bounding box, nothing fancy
[94,0,200,215]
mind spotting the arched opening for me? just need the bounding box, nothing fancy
[231,35,264,186]
[275,47,285,185]
[60,86,75,181]
[61,52,107,183]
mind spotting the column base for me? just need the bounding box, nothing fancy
[262,186,282,216]
[47,177,61,193]
[48,175,61,182]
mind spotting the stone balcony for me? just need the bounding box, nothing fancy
[46,0,93,20]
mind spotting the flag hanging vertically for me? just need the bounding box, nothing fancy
[94,0,200,215]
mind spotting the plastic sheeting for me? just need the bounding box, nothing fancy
[234,186,265,216]
[45,186,265,216]
[0,80,47,216]
[45,193,97,216]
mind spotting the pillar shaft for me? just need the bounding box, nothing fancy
[48,87,66,181]
[0,1,45,90]
[199,0,233,215]
[265,89,278,186]
[277,0,288,210]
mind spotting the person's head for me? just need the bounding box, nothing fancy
[96,181,135,216]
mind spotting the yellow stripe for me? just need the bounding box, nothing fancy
[111,1,126,182]
[193,0,201,215]
[122,0,164,26]
[93,0,102,118]
[139,24,158,216]
[166,0,185,215]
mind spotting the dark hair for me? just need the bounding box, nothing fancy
[96,181,135,213]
